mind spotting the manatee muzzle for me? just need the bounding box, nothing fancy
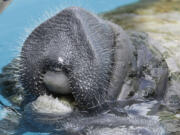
[43,71,71,95]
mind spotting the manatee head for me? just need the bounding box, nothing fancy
[20,7,116,111]
[20,6,134,112]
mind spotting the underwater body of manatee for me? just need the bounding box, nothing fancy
[0,7,169,135]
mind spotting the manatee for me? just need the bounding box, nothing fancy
[0,6,168,135]
[20,7,134,111]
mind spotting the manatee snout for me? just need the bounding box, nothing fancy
[20,7,134,111]
[43,71,71,94]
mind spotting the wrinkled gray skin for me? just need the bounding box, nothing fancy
[20,7,134,111]
[14,7,169,135]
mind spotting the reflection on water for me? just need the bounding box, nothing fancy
[20,98,166,135]
[0,95,12,106]
[0,106,8,120]
[22,132,50,135]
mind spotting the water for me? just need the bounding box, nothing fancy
[0,0,139,71]
[22,132,50,135]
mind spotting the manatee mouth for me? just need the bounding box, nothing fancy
[43,70,76,107]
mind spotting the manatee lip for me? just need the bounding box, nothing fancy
[43,71,72,95]
[43,71,76,108]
